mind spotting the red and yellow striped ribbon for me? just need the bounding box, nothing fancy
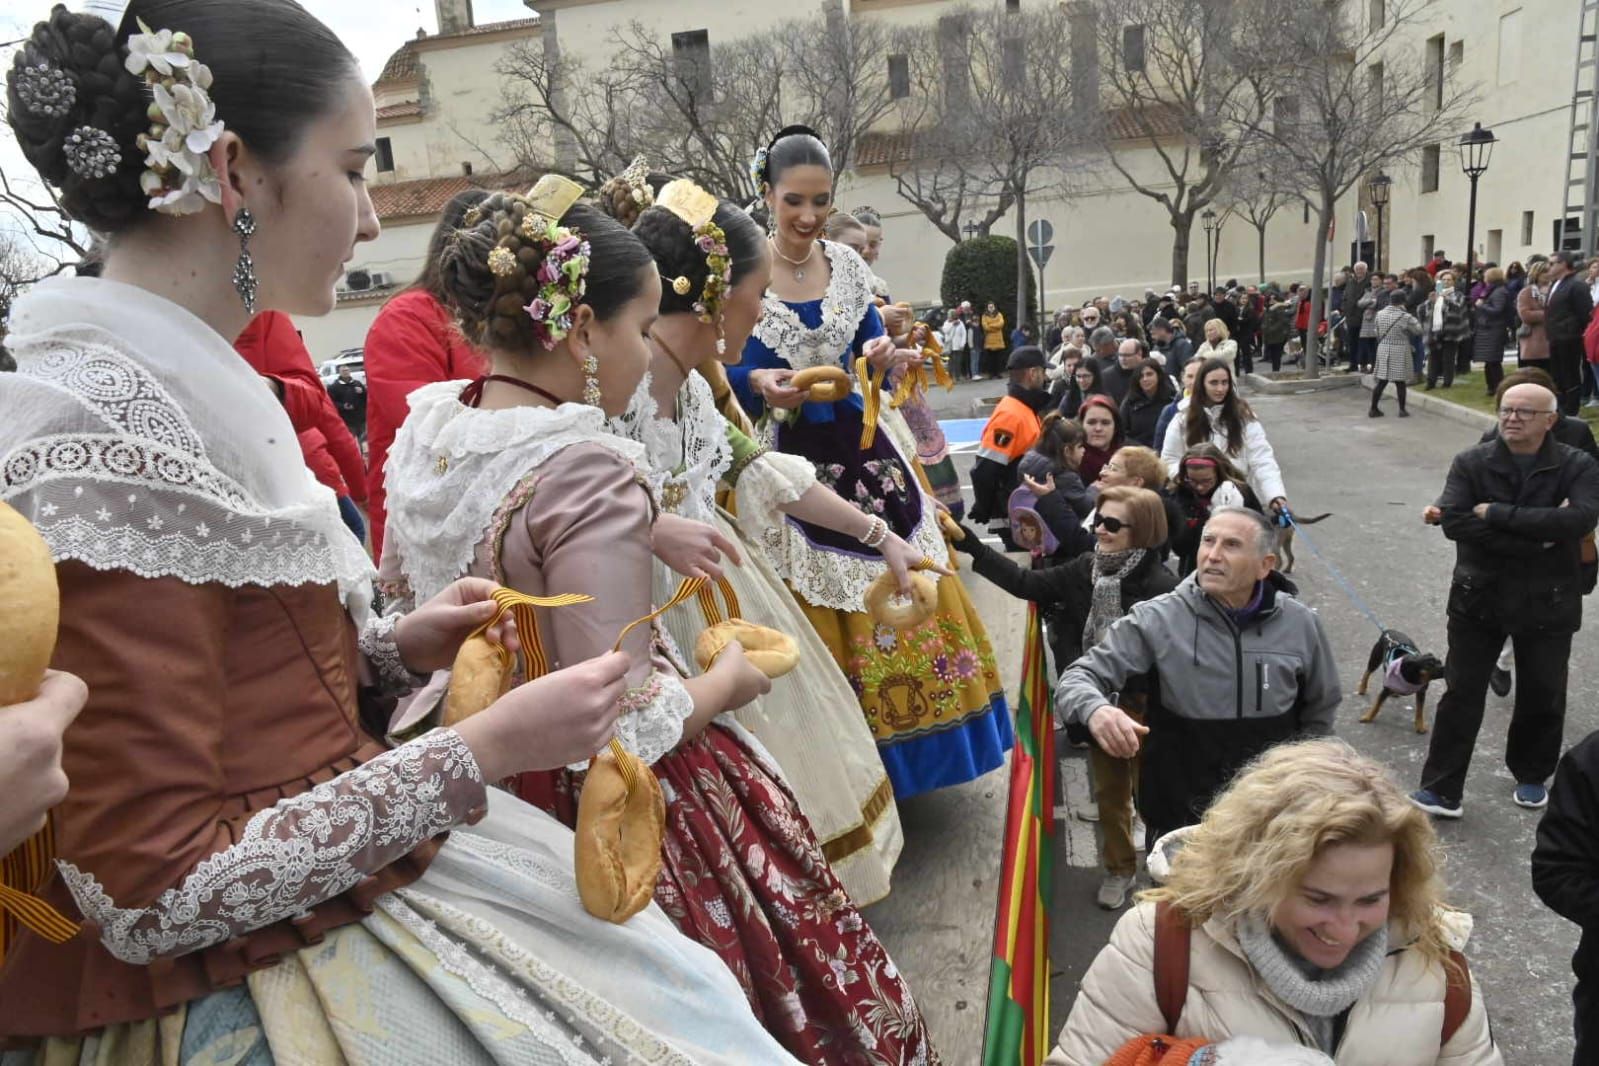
[0,816,79,964]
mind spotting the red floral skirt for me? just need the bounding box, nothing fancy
[515,723,938,1065]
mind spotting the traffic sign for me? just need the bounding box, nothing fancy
[1028,243,1054,269]
[1027,219,1054,246]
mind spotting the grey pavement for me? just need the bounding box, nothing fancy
[864,381,1581,1064]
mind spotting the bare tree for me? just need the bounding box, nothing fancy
[1218,145,1299,283]
[1083,0,1275,287]
[0,167,90,274]
[1261,0,1477,377]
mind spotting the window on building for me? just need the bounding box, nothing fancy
[1557,216,1584,251]
[1420,143,1440,193]
[1422,234,1435,262]
[375,137,394,174]
[887,53,910,99]
[1498,10,1522,86]
[1368,0,1384,30]
[1449,40,1463,69]
[1122,25,1146,74]
[1522,210,1534,245]
[1002,32,1025,89]
[1303,201,1310,224]
[1005,0,1020,9]
[671,29,712,97]
[937,14,971,109]
[1272,95,1298,135]
[1425,35,1444,111]
[1487,228,1502,264]
[461,161,473,177]
[1367,62,1383,111]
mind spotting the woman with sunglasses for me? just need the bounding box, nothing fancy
[954,487,1175,911]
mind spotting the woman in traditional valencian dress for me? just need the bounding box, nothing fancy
[0,4,797,1064]
[730,126,1012,799]
[382,185,937,1064]
[597,168,910,906]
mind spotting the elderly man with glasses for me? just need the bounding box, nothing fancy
[1412,381,1599,819]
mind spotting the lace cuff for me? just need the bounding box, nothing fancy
[732,450,816,543]
[358,611,430,697]
[58,728,486,966]
[568,670,693,770]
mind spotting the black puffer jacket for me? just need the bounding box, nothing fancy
[1439,435,1599,633]
[1534,729,1599,984]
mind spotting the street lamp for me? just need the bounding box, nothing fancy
[963,220,979,241]
[1201,209,1218,295]
[1368,172,1391,274]
[1458,122,1496,297]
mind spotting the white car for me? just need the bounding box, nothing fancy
[319,351,366,386]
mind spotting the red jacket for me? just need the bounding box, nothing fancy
[1585,302,1599,365]
[234,311,367,502]
[363,289,489,560]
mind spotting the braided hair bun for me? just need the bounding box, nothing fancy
[7,5,151,233]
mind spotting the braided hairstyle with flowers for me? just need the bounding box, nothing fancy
[436,186,653,353]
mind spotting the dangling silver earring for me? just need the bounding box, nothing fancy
[232,208,258,315]
[581,354,602,407]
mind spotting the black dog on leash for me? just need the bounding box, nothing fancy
[1356,628,1444,734]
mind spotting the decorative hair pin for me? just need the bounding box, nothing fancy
[656,180,730,353]
[62,126,120,179]
[513,182,592,350]
[13,63,75,118]
[748,146,770,195]
[125,18,225,214]
[524,173,585,228]
[617,155,654,208]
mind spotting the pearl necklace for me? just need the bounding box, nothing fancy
[770,237,816,281]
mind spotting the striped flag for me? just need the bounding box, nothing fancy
[982,601,1056,1065]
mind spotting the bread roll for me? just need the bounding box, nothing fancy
[789,365,852,403]
[442,634,513,727]
[695,620,799,679]
[0,501,58,705]
[574,747,665,923]
[864,571,938,630]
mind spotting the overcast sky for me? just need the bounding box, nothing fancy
[0,0,535,260]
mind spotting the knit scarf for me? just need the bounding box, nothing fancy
[1082,547,1147,650]
[1235,912,1390,1054]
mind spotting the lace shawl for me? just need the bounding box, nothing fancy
[750,240,876,371]
[0,276,376,619]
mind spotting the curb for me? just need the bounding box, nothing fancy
[1242,372,1362,395]
[1355,376,1497,431]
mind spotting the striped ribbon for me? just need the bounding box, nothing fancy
[855,355,889,450]
[0,816,79,964]
[608,577,708,791]
[692,575,743,627]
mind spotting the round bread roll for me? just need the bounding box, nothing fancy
[575,747,665,923]
[937,511,965,541]
[789,365,852,403]
[442,634,513,727]
[695,620,799,679]
[864,571,938,630]
[0,501,59,705]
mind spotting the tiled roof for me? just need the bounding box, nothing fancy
[377,101,424,121]
[1104,101,1187,141]
[853,102,1188,169]
[373,18,540,89]
[368,172,526,221]
[855,130,916,168]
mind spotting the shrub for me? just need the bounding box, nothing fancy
[940,234,1037,327]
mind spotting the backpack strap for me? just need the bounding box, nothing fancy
[1441,949,1471,1046]
[1152,900,1191,1035]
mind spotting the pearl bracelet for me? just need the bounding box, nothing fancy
[859,515,889,549]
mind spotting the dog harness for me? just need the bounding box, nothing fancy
[1383,645,1427,695]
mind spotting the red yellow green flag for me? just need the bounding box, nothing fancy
[982,601,1056,1065]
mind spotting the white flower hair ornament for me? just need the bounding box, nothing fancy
[125,19,224,215]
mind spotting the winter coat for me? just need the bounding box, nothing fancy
[1018,450,1095,519]
[1423,289,1471,346]
[1123,388,1173,447]
[1055,571,1341,832]
[1154,334,1194,375]
[1358,290,1381,338]
[1192,338,1238,370]
[1533,729,1599,986]
[1548,273,1596,344]
[362,288,489,560]
[982,312,1007,350]
[1261,302,1294,345]
[1160,403,1287,504]
[1169,480,1263,575]
[941,318,968,352]
[1470,283,1512,363]
[1516,284,1549,361]
[1152,398,1182,456]
[1342,274,1369,334]
[1372,305,1423,383]
[1047,902,1502,1066]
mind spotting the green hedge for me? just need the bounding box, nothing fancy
[940,235,1036,327]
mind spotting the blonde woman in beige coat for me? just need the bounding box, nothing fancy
[1193,317,1239,370]
[1049,739,1503,1066]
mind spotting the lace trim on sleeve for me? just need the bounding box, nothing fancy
[568,670,693,770]
[357,611,430,697]
[731,450,816,543]
[57,728,486,965]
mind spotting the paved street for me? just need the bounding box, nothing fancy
[865,378,1584,1064]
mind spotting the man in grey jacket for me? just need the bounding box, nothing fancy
[1055,508,1342,842]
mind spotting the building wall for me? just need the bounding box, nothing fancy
[300,221,436,364]
[1376,0,1578,273]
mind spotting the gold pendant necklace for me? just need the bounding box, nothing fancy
[771,238,815,282]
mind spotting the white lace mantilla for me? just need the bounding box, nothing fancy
[750,240,876,371]
[0,281,376,616]
[58,728,485,966]
[610,372,731,525]
[384,381,651,604]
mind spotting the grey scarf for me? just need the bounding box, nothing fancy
[1082,547,1147,650]
[1235,912,1390,1053]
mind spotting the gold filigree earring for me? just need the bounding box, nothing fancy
[582,354,602,407]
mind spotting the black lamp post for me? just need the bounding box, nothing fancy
[963,220,979,241]
[1201,209,1218,295]
[1458,123,1496,295]
[1368,172,1391,274]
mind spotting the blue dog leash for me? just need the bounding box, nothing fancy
[1278,509,1387,632]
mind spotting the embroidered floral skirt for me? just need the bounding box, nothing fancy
[516,723,938,1066]
[893,392,964,519]
[2,791,798,1066]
